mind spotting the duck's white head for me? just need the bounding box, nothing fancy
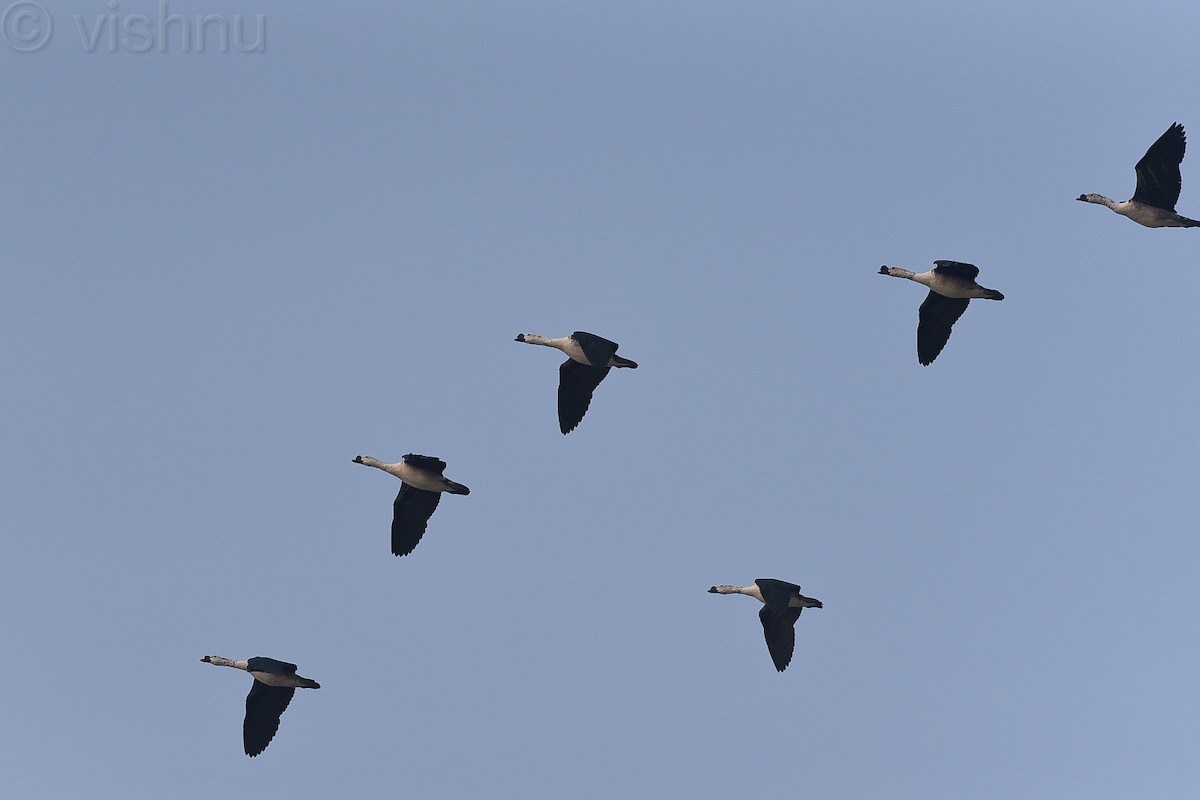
[352,455,386,470]
[708,585,742,595]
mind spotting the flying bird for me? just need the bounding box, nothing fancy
[1077,122,1200,227]
[201,655,320,757]
[879,260,1005,365]
[353,454,470,556]
[514,331,638,434]
[708,579,823,672]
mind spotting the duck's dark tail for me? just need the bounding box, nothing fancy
[611,355,638,369]
[444,480,470,496]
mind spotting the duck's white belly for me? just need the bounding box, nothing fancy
[250,671,298,687]
[1120,201,1183,228]
[383,462,451,492]
[919,272,979,299]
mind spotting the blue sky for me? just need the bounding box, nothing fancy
[3,1,1200,797]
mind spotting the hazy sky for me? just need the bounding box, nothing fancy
[4,1,1200,797]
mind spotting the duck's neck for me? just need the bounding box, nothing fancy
[711,584,765,602]
[1080,193,1120,211]
[523,333,574,351]
[203,655,249,671]
[880,266,917,280]
[354,454,410,481]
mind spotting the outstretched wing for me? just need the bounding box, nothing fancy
[243,681,296,757]
[557,359,610,434]
[391,484,442,556]
[917,291,970,366]
[1132,123,1186,211]
[758,605,803,672]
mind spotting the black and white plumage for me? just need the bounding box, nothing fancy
[879,261,1005,366]
[201,655,321,757]
[708,579,823,672]
[353,454,470,556]
[514,331,639,434]
[1077,123,1200,227]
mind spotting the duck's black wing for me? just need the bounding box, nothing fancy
[931,260,980,280]
[1132,123,1186,211]
[245,657,298,675]
[243,680,296,757]
[557,359,610,434]
[917,291,970,366]
[758,604,803,672]
[391,484,442,556]
[401,454,448,474]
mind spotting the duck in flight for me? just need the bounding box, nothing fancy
[514,331,638,434]
[1077,122,1200,227]
[352,454,470,556]
[879,261,1005,365]
[201,655,320,757]
[708,579,823,672]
